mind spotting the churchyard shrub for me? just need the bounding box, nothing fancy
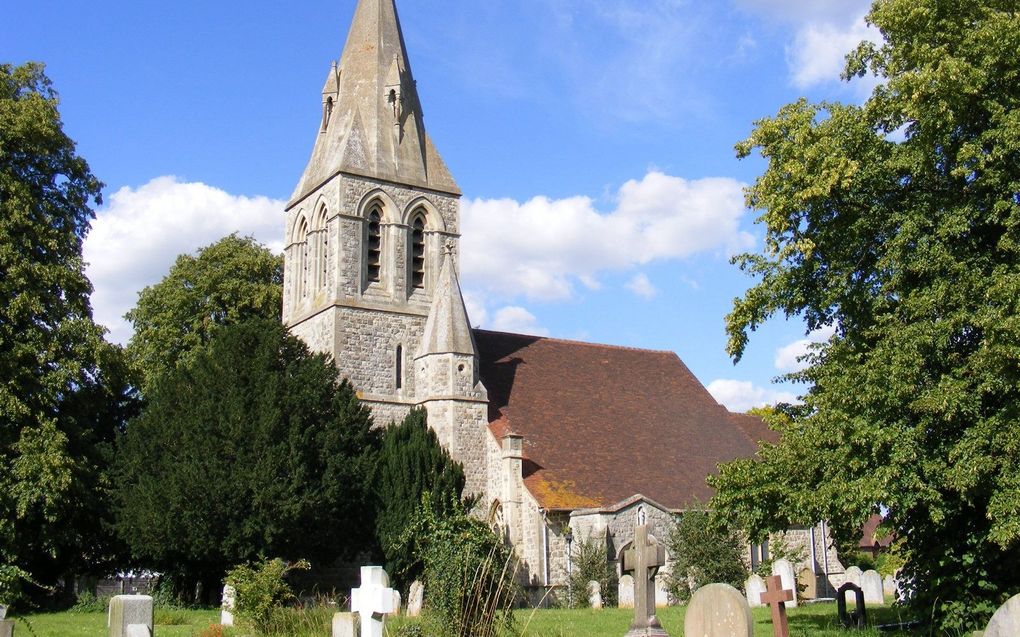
[567,533,618,608]
[68,590,111,613]
[225,558,309,634]
[663,511,747,604]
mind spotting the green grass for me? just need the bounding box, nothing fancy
[11,601,920,637]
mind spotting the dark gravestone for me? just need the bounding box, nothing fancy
[837,582,867,629]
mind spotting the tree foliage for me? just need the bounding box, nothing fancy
[567,532,618,609]
[712,1,1020,631]
[114,319,379,590]
[374,408,466,589]
[0,61,137,601]
[126,234,282,392]
[662,511,747,604]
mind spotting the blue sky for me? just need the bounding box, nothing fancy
[3,0,878,411]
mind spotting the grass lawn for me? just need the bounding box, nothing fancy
[14,601,919,637]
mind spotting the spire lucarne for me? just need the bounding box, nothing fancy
[290,0,459,206]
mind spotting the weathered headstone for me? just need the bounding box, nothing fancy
[843,566,863,588]
[125,626,150,637]
[745,574,766,608]
[588,581,603,609]
[108,595,153,637]
[655,575,669,608]
[220,584,236,626]
[0,619,12,637]
[760,575,793,637]
[332,611,360,637]
[882,574,896,597]
[0,606,6,620]
[861,570,883,604]
[351,566,397,637]
[618,575,635,609]
[798,568,818,600]
[684,583,753,637]
[771,559,798,608]
[406,580,424,617]
[984,593,1020,637]
[837,582,867,629]
[620,523,668,637]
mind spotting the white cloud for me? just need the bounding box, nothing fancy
[460,171,753,302]
[787,13,880,89]
[489,306,549,337]
[774,325,837,372]
[735,0,869,26]
[84,177,286,344]
[707,379,798,413]
[625,273,658,300]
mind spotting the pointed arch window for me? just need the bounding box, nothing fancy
[411,214,426,289]
[316,205,329,290]
[395,345,403,390]
[296,217,310,299]
[366,207,382,284]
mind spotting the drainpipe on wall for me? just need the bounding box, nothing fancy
[810,524,818,574]
[821,520,831,593]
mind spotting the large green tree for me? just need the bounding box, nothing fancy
[712,1,1020,631]
[126,234,282,392]
[114,319,379,594]
[0,62,136,602]
[374,408,466,589]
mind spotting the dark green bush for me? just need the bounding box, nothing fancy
[663,511,747,604]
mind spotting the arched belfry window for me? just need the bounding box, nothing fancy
[411,214,426,289]
[395,345,403,390]
[366,207,382,284]
[316,206,329,289]
[294,217,310,299]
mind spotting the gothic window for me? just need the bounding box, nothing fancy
[410,213,426,289]
[366,207,382,284]
[316,205,329,289]
[322,97,334,132]
[296,217,310,299]
[395,345,403,390]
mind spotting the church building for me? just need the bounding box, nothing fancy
[282,0,841,600]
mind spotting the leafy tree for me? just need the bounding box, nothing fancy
[114,319,379,595]
[567,532,617,609]
[126,234,282,392]
[0,61,136,602]
[374,408,466,589]
[712,0,1020,630]
[662,511,747,604]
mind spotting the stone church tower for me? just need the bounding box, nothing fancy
[283,0,489,494]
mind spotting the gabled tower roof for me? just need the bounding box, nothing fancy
[290,0,460,207]
[417,247,477,358]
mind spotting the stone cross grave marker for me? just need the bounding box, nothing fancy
[984,593,1020,637]
[745,574,766,608]
[771,559,798,608]
[406,580,424,617]
[861,570,883,604]
[760,575,793,637]
[685,583,753,637]
[351,566,398,637]
[108,595,153,637]
[621,523,668,637]
[220,584,236,626]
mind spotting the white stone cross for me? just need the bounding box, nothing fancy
[351,566,398,637]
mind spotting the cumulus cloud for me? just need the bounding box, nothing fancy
[625,273,658,300]
[787,13,880,89]
[489,306,549,337]
[84,177,286,344]
[774,325,837,373]
[460,171,752,302]
[707,379,798,413]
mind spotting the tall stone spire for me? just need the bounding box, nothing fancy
[418,245,477,357]
[290,0,459,206]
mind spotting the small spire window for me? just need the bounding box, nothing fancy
[322,97,334,132]
[367,209,382,283]
[395,345,403,390]
[411,215,426,289]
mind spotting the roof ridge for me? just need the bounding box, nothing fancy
[472,328,677,356]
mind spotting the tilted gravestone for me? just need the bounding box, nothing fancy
[984,593,1020,637]
[108,595,153,637]
[798,568,818,600]
[220,584,236,626]
[837,582,867,629]
[588,581,603,609]
[843,566,863,588]
[771,559,798,608]
[745,574,766,608]
[620,523,669,637]
[351,566,398,637]
[618,575,635,609]
[406,580,424,617]
[861,570,884,604]
[332,611,359,637]
[684,583,753,637]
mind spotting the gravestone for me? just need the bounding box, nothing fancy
[332,611,359,637]
[837,582,867,629]
[844,566,863,588]
[406,581,424,617]
[588,581,602,609]
[771,559,798,608]
[220,584,236,626]
[618,575,635,609]
[760,575,793,637]
[125,626,150,637]
[861,570,883,604]
[351,566,397,637]
[108,595,153,637]
[798,568,818,600]
[620,523,668,637]
[984,593,1020,637]
[655,575,669,607]
[684,583,753,637]
[883,574,896,597]
[0,606,6,620]
[0,619,12,637]
[745,574,766,608]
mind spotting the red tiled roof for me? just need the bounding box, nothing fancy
[474,330,771,511]
[860,514,895,549]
